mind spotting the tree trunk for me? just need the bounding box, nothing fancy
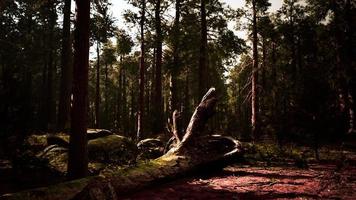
[183,70,190,127]
[117,60,122,130]
[172,110,183,142]
[169,0,181,115]
[130,82,136,135]
[67,0,90,179]
[137,0,146,141]
[58,0,72,131]
[153,0,163,134]
[149,48,156,117]
[251,0,260,140]
[261,37,266,91]
[198,0,208,98]
[40,53,48,129]
[95,42,101,128]
[122,67,128,133]
[104,63,109,127]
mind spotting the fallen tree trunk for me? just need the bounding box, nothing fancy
[1,88,243,200]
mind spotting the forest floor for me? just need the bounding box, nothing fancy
[123,162,356,200]
[123,149,356,200]
[1,144,356,199]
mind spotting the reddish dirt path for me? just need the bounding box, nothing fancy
[123,163,356,200]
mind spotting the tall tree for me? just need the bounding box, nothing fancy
[137,0,146,141]
[153,0,164,134]
[91,0,115,128]
[67,0,90,179]
[169,0,181,115]
[198,0,208,97]
[46,1,57,131]
[57,0,72,130]
[251,0,259,140]
[116,30,134,132]
[245,0,270,140]
[101,41,116,128]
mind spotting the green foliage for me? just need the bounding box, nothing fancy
[116,29,134,56]
[227,0,356,143]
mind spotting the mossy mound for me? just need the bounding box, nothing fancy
[137,138,165,160]
[88,135,137,164]
[24,134,69,153]
[29,134,137,175]
[24,130,113,153]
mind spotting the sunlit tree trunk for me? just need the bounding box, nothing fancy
[251,0,260,140]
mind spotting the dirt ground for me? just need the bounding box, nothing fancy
[123,162,356,200]
[1,145,356,199]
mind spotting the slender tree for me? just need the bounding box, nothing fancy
[137,0,146,141]
[198,0,208,97]
[169,0,181,115]
[251,0,259,140]
[153,0,164,134]
[91,1,115,128]
[58,0,72,130]
[116,30,133,131]
[67,0,90,179]
[95,40,101,128]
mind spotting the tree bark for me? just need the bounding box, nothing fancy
[122,66,128,133]
[169,0,181,115]
[137,0,146,141]
[117,60,122,129]
[95,42,101,128]
[198,0,208,98]
[153,0,164,134]
[67,0,90,179]
[172,110,183,142]
[46,3,56,131]
[58,0,72,131]
[251,0,260,140]
[104,63,109,127]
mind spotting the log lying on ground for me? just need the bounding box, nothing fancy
[0,88,243,200]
